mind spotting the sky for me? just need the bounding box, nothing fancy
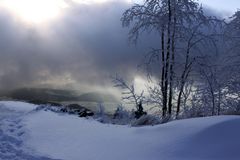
[200,0,239,14]
[0,0,238,94]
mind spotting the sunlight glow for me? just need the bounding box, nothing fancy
[72,0,109,5]
[1,0,68,24]
[0,0,139,24]
[134,76,148,94]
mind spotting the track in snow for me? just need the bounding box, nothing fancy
[0,103,60,160]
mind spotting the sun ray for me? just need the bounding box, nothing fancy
[0,0,68,24]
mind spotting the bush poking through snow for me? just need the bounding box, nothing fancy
[134,101,147,119]
[113,105,130,119]
[111,105,135,125]
[131,115,161,127]
[34,103,94,117]
[34,102,160,126]
[63,104,94,117]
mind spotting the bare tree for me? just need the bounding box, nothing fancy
[112,75,146,118]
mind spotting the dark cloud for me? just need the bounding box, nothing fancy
[0,1,158,93]
[0,1,224,94]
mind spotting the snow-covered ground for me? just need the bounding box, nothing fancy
[0,101,59,160]
[0,101,240,160]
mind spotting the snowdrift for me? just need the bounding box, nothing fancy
[1,101,240,160]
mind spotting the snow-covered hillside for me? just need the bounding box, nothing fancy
[0,101,240,160]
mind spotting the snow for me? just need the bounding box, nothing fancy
[0,101,37,112]
[0,101,58,160]
[1,101,240,160]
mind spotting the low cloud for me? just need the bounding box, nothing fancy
[0,0,224,94]
[0,1,152,93]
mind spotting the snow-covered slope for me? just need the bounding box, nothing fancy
[0,101,58,160]
[1,101,240,160]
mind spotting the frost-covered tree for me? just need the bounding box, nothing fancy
[121,0,218,118]
[221,10,240,112]
[180,11,240,117]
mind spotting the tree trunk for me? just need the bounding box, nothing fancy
[168,0,176,115]
[164,0,172,116]
[211,89,215,116]
[176,87,183,117]
[176,43,193,117]
[176,72,186,117]
[161,27,167,117]
[217,89,221,115]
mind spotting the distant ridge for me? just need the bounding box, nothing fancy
[4,88,118,103]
